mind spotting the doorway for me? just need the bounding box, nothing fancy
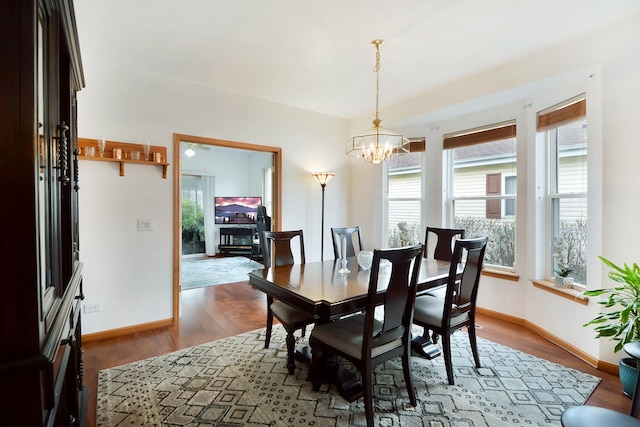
[181,175,206,256]
[172,133,282,324]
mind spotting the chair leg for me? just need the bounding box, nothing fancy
[402,347,417,406]
[300,325,307,338]
[285,328,296,374]
[442,333,455,385]
[362,367,374,427]
[265,296,274,349]
[309,346,322,391]
[468,323,481,368]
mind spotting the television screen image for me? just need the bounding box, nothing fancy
[215,197,262,224]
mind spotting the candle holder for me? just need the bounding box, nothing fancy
[98,137,106,157]
[143,141,151,161]
[339,258,350,275]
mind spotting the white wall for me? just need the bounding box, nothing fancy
[78,64,350,334]
[78,13,640,366]
[348,17,640,365]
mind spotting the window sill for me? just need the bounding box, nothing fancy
[482,268,520,282]
[529,278,589,305]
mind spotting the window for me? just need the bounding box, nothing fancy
[444,121,517,269]
[538,96,587,285]
[181,175,206,255]
[504,175,517,216]
[386,146,423,248]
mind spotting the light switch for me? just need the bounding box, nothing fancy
[138,218,154,231]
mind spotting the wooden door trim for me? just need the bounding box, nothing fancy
[172,133,282,324]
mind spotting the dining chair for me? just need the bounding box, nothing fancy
[261,230,315,374]
[308,244,424,427]
[423,227,466,261]
[250,207,271,262]
[418,227,466,345]
[412,236,487,385]
[330,226,363,259]
[561,342,640,427]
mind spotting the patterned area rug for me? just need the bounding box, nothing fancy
[97,324,601,426]
[181,256,264,290]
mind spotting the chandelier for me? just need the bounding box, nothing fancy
[345,40,409,164]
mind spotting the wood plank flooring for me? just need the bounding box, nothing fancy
[82,281,631,427]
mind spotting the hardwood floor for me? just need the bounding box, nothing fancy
[82,281,631,426]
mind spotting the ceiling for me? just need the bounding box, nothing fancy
[75,1,640,120]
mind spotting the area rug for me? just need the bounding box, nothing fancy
[181,256,264,290]
[97,324,601,426]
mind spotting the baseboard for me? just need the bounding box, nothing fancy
[82,309,620,375]
[476,306,526,326]
[476,306,619,376]
[82,318,174,343]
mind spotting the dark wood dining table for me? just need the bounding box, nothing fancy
[248,256,452,320]
[247,256,454,401]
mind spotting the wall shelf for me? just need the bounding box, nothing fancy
[78,138,169,178]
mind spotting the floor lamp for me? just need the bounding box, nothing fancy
[313,172,335,261]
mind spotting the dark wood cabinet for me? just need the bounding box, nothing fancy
[219,227,257,255]
[0,0,86,425]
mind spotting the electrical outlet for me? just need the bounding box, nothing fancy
[84,302,102,313]
[138,218,154,231]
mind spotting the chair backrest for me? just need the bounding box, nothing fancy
[424,227,465,261]
[262,230,305,268]
[254,214,270,264]
[361,244,423,359]
[256,206,271,231]
[331,226,363,258]
[441,237,488,324]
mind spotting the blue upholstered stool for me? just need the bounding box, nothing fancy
[561,342,640,427]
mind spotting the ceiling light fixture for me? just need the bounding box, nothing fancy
[345,39,409,164]
[184,147,196,157]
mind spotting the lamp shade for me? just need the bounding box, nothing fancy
[313,172,335,186]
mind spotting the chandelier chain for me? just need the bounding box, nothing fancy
[345,39,409,164]
[374,43,381,122]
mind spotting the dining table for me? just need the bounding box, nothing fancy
[247,256,455,401]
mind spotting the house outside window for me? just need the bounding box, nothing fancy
[386,151,422,247]
[445,122,517,269]
[538,96,587,285]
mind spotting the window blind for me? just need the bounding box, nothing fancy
[536,94,586,132]
[443,121,516,150]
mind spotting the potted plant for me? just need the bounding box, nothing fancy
[552,232,574,288]
[583,256,640,397]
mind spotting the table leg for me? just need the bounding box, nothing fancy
[307,347,363,403]
[411,334,442,359]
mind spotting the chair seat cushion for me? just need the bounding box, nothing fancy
[310,314,402,360]
[271,300,314,326]
[413,295,469,328]
[561,405,640,427]
[424,285,446,299]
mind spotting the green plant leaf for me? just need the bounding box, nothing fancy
[583,256,640,352]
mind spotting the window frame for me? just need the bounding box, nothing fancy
[545,119,588,287]
[385,163,423,247]
[444,121,518,271]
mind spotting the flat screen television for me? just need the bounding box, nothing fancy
[215,197,262,224]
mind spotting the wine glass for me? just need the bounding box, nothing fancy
[143,141,150,161]
[98,137,106,157]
